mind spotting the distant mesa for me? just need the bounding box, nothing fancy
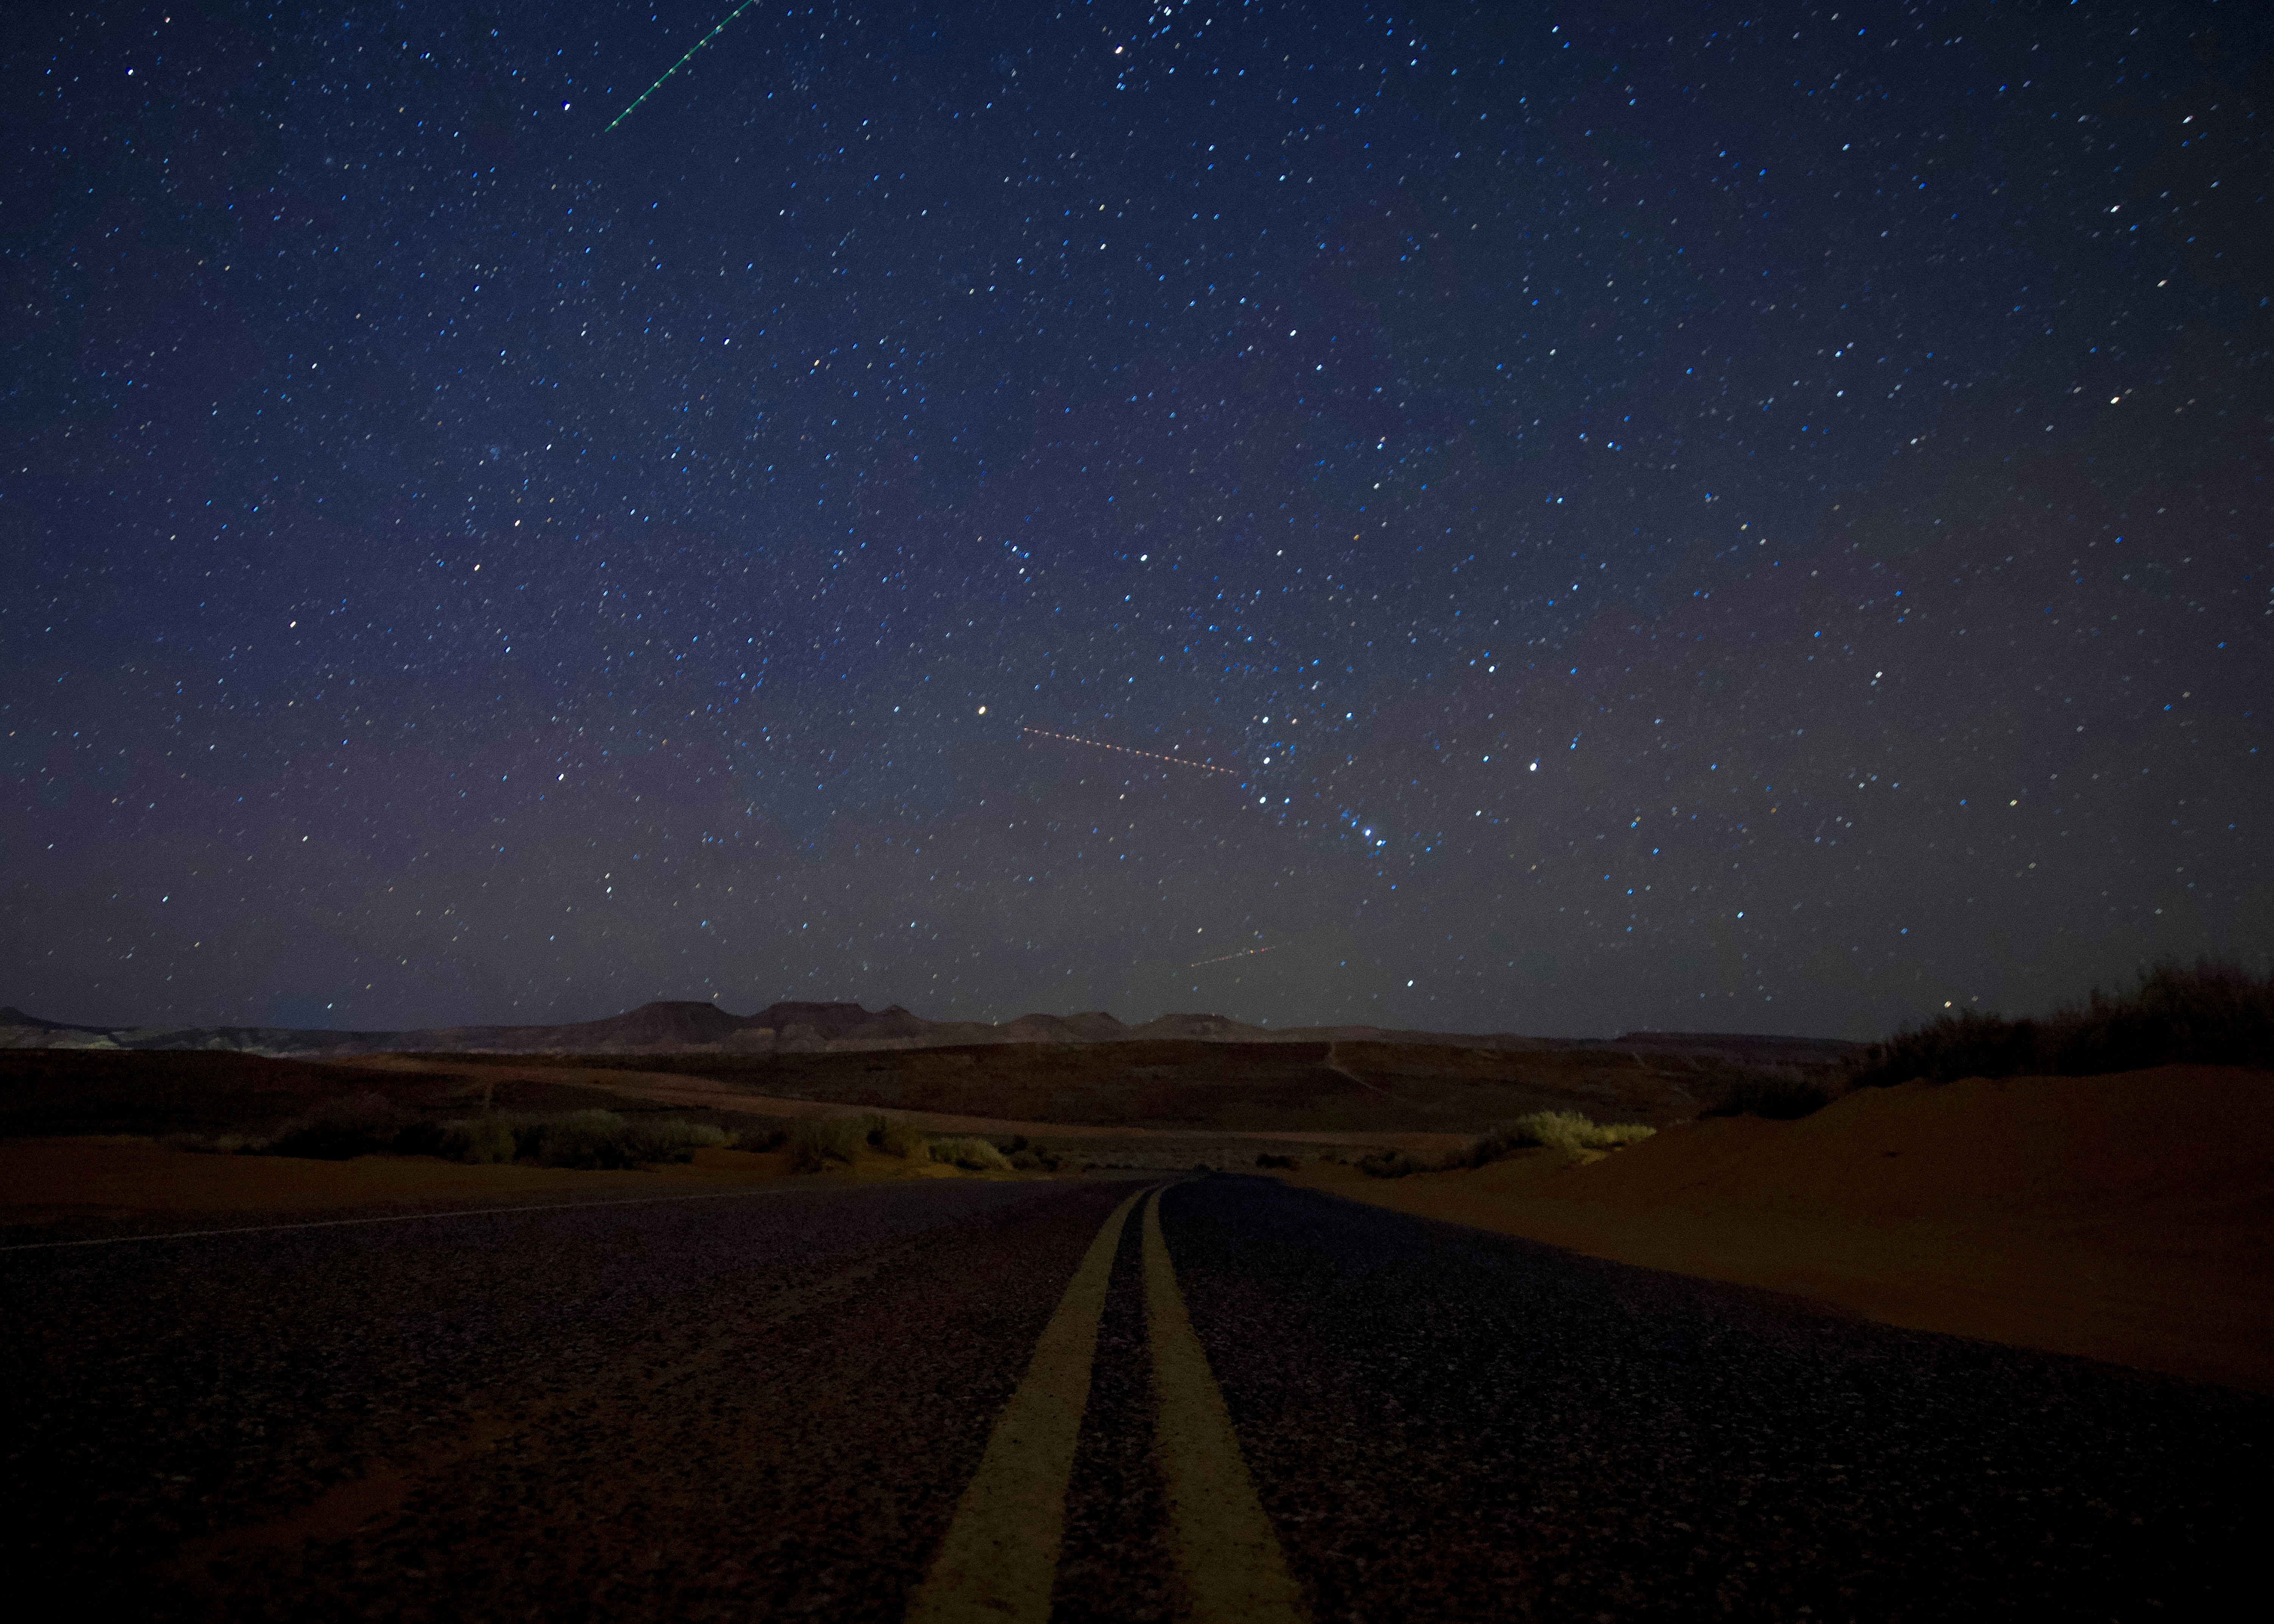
[0,999,1863,1068]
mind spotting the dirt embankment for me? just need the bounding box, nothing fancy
[1281,1064,2274,1394]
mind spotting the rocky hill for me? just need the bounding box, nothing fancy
[0,998,1862,1070]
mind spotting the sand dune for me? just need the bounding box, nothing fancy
[1285,1064,2274,1393]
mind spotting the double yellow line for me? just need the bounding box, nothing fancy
[907,1184,1307,1624]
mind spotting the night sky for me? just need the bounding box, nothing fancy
[3,2,2267,1040]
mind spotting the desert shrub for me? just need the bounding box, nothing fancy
[440,1117,517,1164]
[927,1135,1012,1172]
[788,1113,881,1171]
[1457,1110,1656,1168]
[1448,1128,1512,1168]
[1699,1073,1832,1121]
[1848,959,2274,1088]
[618,1117,729,1164]
[1357,1147,1432,1179]
[263,1093,416,1160]
[1255,1152,1297,1169]
[180,1104,720,1169]
[480,1110,730,1169]
[875,1117,930,1159]
[1008,1148,1042,1170]
[1846,1009,2043,1090]
[518,1109,631,1168]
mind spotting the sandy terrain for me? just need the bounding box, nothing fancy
[1277,1064,2274,1393]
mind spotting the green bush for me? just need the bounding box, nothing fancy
[1254,1152,1298,1169]
[1848,959,2274,1088]
[783,1111,940,1170]
[1452,1110,1656,1169]
[617,1116,730,1164]
[876,1117,931,1159]
[788,1113,880,1170]
[523,1110,635,1169]
[503,1110,728,1169]
[927,1135,1012,1172]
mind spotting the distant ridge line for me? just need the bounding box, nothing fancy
[0,998,1864,1066]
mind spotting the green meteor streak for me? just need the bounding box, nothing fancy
[605,0,763,132]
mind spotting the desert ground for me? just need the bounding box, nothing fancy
[1274,1063,2274,1394]
[3,1043,2267,1618]
[368,1034,1728,1134]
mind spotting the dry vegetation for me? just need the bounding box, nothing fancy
[784,1112,1052,1173]
[165,1093,744,1169]
[1678,961,2274,1125]
[1847,959,2274,1088]
[1353,1110,1656,1178]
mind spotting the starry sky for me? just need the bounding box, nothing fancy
[3,0,2268,1040]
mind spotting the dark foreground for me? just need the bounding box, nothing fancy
[3,1175,2258,1619]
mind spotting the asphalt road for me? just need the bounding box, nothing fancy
[3,1174,2260,1620]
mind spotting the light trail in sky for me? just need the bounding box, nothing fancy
[1189,946,1277,969]
[606,0,763,132]
[1021,726,1241,776]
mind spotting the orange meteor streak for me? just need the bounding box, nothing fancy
[1188,946,1278,969]
[1020,727,1240,777]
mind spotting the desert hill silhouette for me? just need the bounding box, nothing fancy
[0,996,1862,1069]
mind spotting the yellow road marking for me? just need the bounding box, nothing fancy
[1143,1185,1309,1623]
[906,1186,1148,1624]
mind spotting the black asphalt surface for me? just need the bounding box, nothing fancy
[4,1174,2262,1620]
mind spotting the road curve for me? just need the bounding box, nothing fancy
[3,1174,2260,1619]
